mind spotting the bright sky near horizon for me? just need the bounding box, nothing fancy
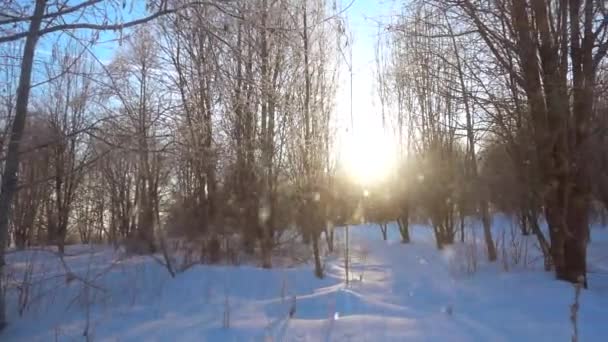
[335,0,401,184]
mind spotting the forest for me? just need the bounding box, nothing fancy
[1,0,608,340]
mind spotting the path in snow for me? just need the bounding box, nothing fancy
[271,222,608,341]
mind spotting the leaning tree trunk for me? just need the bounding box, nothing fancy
[527,209,552,271]
[398,218,410,243]
[379,223,388,241]
[0,0,46,330]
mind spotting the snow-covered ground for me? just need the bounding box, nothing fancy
[4,217,608,341]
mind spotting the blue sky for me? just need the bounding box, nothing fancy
[31,1,148,85]
[335,0,395,130]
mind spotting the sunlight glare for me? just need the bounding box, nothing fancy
[340,124,396,185]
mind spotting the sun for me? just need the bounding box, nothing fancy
[333,44,397,186]
[340,124,397,185]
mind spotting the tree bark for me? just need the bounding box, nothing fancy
[312,234,323,279]
[433,224,444,250]
[324,225,334,252]
[0,0,47,330]
[380,223,388,241]
[481,202,497,261]
[459,210,465,243]
[519,209,530,235]
[398,216,410,243]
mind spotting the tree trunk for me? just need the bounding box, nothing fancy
[545,179,568,280]
[481,202,497,261]
[136,191,156,254]
[312,233,323,278]
[55,207,69,255]
[0,0,46,330]
[261,235,272,269]
[380,223,388,241]
[445,208,455,245]
[324,225,334,252]
[459,211,465,243]
[557,181,590,287]
[398,216,410,243]
[519,208,530,235]
[527,210,552,271]
[433,224,444,250]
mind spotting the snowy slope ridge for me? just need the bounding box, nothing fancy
[3,219,608,341]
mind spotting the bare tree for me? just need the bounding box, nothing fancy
[0,0,229,329]
[450,0,606,285]
[37,49,96,253]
